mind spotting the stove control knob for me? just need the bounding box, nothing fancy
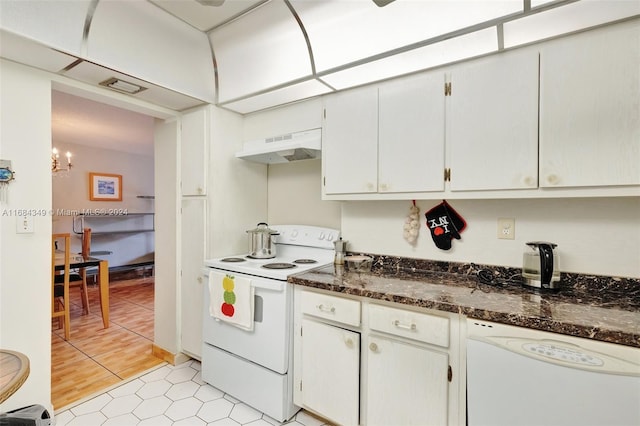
[319,231,325,240]
[291,230,298,238]
[326,233,334,241]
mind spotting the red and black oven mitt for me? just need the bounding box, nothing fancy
[425,200,467,250]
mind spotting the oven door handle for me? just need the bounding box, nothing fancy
[202,268,285,292]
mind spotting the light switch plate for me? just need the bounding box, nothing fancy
[16,215,34,233]
[497,218,515,240]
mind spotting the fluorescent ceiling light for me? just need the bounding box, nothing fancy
[320,27,498,90]
[291,0,521,72]
[503,0,640,48]
[221,79,332,114]
[99,77,147,94]
[210,0,312,103]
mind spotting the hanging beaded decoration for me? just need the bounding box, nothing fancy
[0,160,15,204]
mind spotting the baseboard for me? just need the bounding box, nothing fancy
[152,344,192,366]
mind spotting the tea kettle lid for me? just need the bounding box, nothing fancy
[247,222,279,234]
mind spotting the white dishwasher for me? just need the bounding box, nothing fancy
[466,319,640,426]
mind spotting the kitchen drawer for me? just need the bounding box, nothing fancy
[300,290,361,327]
[369,304,449,347]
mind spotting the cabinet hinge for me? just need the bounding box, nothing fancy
[323,108,326,119]
[444,168,451,182]
[299,381,303,391]
[323,176,326,187]
[444,82,452,96]
[448,365,452,382]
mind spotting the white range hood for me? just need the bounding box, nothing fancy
[236,128,321,164]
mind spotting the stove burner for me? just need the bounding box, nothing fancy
[246,255,275,260]
[262,262,297,270]
[294,259,318,264]
[220,257,246,263]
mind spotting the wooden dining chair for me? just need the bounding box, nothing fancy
[69,228,92,314]
[52,233,71,340]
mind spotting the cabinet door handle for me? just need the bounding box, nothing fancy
[369,342,378,352]
[317,304,335,314]
[197,276,203,284]
[345,338,355,348]
[379,183,388,192]
[393,320,417,331]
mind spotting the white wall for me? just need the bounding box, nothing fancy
[342,198,640,278]
[208,106,268,258]
[52,142,154,267]
[268,159,341,230]
[154,118,180,355]
[262,157,639,278]
[244,97,342,231]
[0,60,53,413]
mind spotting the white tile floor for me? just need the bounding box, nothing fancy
[54,360,330,426]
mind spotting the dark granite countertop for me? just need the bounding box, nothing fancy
[289,257,640,348]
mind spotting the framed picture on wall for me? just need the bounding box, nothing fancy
[89,172,122,201]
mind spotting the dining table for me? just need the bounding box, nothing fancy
[54,253,110,328]
[0,349,29,404]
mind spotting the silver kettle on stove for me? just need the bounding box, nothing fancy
[522,241,561,290]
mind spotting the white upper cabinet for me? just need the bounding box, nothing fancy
[319,20,639,200]
[448,49,539,191]
[378,73,446,193]
[181,106,209,196]
[539,21,640,188]
[323,86,379,194]
[323,72,445,196]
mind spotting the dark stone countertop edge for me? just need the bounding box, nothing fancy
[289,264,640,348]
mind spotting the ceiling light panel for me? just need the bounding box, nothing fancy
[221,79,332,114]
[148,0,264,32]
[503,0,640,48]
[0,0,91,56]
[0,30,80,73]
[290,0,521,73]
[320,27,498,90]
[89,0,216,103]
[210,1,313,103]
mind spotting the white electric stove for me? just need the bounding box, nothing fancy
[201,225,339,422]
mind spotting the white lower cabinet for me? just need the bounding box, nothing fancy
[365,334,449,426]
[301,318,361,426]
[294,287,462,426]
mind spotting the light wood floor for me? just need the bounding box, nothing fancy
[51,276,164,410]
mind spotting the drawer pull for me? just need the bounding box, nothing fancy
[345,338,355,348]
[369,342,378,352]
[393,320,416,331]
[317,304,335,314]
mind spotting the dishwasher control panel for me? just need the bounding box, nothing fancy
[522,342,604,366]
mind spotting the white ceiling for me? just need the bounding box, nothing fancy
[52,90,155,156]
[51,0,266,156]
[148,0,266,31]
[48,0,639,156]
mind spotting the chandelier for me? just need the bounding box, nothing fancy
[51,147,73,174]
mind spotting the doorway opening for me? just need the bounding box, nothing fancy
[50,87,165,410]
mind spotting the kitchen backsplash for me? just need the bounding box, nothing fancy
[349,252,640,297]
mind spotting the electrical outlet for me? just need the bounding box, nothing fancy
[497,218,515,240]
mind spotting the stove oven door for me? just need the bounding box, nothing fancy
[202,269,292,374]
